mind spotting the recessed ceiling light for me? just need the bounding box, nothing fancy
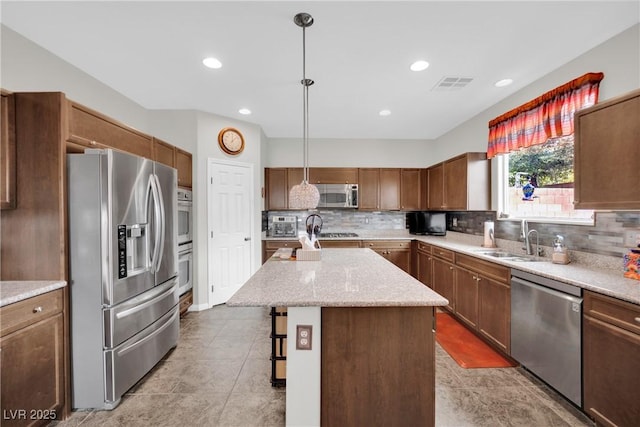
[410,60,430,72]
[202,57,222,69]
[379,109,391,116]
[494,78,513,87]
[238,108,251,115]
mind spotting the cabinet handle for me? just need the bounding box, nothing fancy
[635,317,640,324]
[449,266,453,270]
[369,243,374,246]
[33,306,43,313]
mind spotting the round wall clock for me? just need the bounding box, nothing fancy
[218,127,245,155]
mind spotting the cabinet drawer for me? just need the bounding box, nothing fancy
[431,247,455,262]
[319,240,361,248]
[265,240,301,250]
[456,254,510,284]
[584,290,640,335]
[416,242,432,254]
[362,240,411,249]
[1,289,63,337]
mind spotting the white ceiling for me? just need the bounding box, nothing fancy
[1,1,638,140]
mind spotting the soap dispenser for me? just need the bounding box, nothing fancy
[552,235,570,264]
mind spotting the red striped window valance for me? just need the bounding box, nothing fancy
[487,72,604,159]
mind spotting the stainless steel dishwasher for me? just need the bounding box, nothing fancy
[511,269,583,407]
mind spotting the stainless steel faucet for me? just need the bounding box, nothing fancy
[521,219,539,256]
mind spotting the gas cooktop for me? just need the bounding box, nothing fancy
[318,232,359,238]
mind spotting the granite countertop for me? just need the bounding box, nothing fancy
[227,248,448,308]
[264,230,640,305]
[0,280,67,307]
[412,233,640,305]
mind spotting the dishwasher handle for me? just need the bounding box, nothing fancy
[511,276,583,305]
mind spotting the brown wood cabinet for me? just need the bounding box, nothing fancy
[175,148,192,189]
[179,289,193,316]
[357,168,381,210]
[427,164,444,209]
[416,241,432,288]
[262,240,301,264]
[431,248,455,312]
[322,306,435,427]
[400,168,422,211]
[152,137,175,168]
[454,266,479,329]
[309,167,358,184]
[1,289,65,426]
[362,240,411,273]
[379,168,401,210]
[265,168,288,210]
[264,168,303,210]
[583,291,640,427]
[67,101,153,159]
[427,153,490,210]
[574,89,640,210]
[318,240,361,248]
[456,253,511,353]
[356,168,401,211]
[1,90,16,209]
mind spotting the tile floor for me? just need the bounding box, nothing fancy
[54,305,594,427]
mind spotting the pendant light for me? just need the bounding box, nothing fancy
[288,12,320,210]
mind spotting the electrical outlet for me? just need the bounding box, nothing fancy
[296,325,312,350]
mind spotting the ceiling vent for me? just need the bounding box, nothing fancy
[432,76,474,91]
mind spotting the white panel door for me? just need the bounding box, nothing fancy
[208,159,253,306]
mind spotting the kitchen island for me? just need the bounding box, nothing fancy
[227,248,448,427]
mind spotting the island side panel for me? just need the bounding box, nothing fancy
[321,306,435,427]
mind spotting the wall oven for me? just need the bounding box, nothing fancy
[178,242,193,296]
[177,188,193,245]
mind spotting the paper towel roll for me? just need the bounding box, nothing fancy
[483,221,495,247]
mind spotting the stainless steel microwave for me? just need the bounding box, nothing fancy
[317,184,358,208]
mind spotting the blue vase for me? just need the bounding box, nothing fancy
[522,183,535,201]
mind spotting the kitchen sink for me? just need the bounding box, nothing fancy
[473,250,543,262]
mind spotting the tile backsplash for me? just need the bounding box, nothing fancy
[267,209,640,258]
[448,211,640,258]
[267,210,406,235]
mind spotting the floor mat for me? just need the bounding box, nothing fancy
[435,312,517,369]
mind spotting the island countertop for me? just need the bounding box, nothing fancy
[227,248,448,308]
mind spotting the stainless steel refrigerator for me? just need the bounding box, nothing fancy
[68,149,179,410]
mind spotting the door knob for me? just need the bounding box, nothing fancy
[244,237,251,241]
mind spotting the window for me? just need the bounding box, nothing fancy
[497,136,594,223]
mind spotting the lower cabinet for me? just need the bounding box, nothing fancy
[477,274,510,353]
[1,289,65,427]
[362,240,411,273]
[262,240,301,264]
[179,290,193,316]
[454,267,479,329]
[456,253,511,354]
[583,291,640,427]
[431,251,455,312]
[416,242,432,288]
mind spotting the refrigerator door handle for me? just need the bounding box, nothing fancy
[149,176,162,272]
[153,174,166,273]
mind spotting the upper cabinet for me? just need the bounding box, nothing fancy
[153,137,175,168]
[574,88,640,210]
[428,153,490,211]
[1,91,16,209]
[309,168,358,184]
[357,168,402,211]
[400,168,422,211]
[175,148,192,189]
[265,167,303,210]
[67,101,153,159]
